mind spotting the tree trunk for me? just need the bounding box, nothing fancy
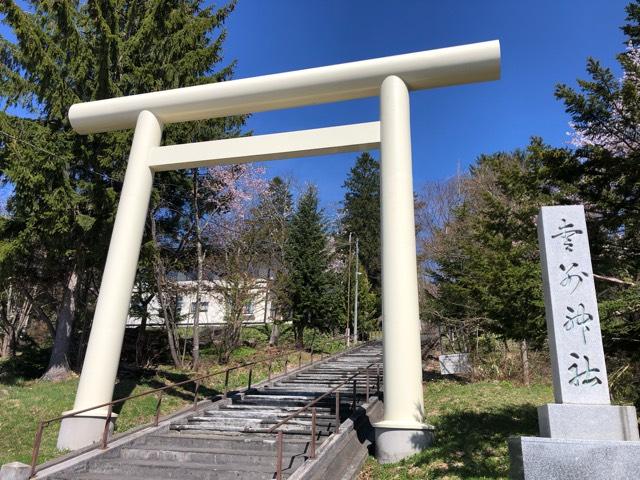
[74,279,92,370]
[0,334,11,358]
[43,267,80,381]
[135,314,148,367]
[20,287,55,339]
[262,267,271,324]
[151,213,182,368]
[520,338,530,387]
[191,169,204,371]
[295,317,305,349]
[269,322,279,347]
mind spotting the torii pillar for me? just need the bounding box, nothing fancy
[56,41,500,462]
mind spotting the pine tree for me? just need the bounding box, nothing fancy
[0,0,242,378]
[341,152,381,291]
[284,185,330,347]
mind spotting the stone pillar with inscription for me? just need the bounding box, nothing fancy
[509,205,640,480]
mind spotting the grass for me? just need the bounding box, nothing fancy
[359,378,553,480]
[0,327,348,466]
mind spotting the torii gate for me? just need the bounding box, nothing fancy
[58,40,500,462]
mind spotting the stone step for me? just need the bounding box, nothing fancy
[201,409,336,421]
[142,432,322,452]
[170,422,332,435]
[233,396,331,408]
[266,384,371,393]
[217,404,333,414]
[44,342,383,480]
[81,459,296,480]
[118,446,307,467]
[186,415,336,429]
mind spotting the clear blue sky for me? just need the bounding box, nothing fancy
[0,1,632,211]
[220,0,630,208]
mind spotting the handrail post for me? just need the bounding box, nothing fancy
[376,363,381,395]
[268,360,272,381]
[310,331,316,365]
[310,407,317,459]
[276,430,283,480]
[193,381,200,411]
[335,391,341,433]
[224,369,230,397]
[101,404,113,449]
[366,368,370,403]
[154,392,163,426]
[352,379,357,413]
[248,368,253,391]
[298,351,302,369]
[30,421,46,478]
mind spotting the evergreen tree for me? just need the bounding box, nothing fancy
[284,185,330,346]
[553,0,640,354]
[0,0,241,378]
[341,152,381,291]
[426,149,554,383]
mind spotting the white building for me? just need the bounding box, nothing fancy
[126,274,276,328]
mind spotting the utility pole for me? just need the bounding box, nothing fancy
[346,232,352,346]
[353,238,359,344]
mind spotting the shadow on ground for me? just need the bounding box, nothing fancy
[408,403,538,478]
[0,344,51,384]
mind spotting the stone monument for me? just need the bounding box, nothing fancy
[509,205,640,479]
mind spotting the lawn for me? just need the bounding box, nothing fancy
[359,379,553,480]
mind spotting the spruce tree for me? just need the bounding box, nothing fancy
[284,185,330,347]
[341,152,381,291]
[0,0,242,378]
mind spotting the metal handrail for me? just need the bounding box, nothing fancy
[29,332,351,478]
[269,355,382,480]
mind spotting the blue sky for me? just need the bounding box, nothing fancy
[0,1,632,211]
[220,0,630,208]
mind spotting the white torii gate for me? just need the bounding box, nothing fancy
[58,40,501,462]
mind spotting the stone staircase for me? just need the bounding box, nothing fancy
[48,342,382,480]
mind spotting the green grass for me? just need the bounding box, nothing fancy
[360,379,553,480]
[0,374,194,466]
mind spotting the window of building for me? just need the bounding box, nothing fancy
[242,301,254,315]
[191,301,209,313]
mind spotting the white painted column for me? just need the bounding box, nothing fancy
[374,75,433,463]
[57,111,163,450]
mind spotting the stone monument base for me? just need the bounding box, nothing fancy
[538,403,639,441]
[374,421,435,464]
[57,410,117,451]
[508,436,640,480]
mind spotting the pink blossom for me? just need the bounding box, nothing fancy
[566,42,640,156]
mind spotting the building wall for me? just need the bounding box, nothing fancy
[126,279,275,327]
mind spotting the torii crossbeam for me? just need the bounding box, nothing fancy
[58,40,501,463]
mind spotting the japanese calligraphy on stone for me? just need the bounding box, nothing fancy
[538,205,610,405]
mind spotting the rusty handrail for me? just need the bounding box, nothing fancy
[268,357,381,433]
[270,355,382,478]
[28,332,350,478]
